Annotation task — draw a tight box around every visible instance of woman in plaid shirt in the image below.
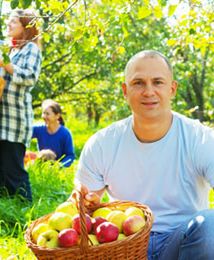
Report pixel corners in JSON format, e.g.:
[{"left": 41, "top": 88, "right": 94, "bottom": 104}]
[{"left": 0, "top": 9, "right": 42, "bottom": 201}]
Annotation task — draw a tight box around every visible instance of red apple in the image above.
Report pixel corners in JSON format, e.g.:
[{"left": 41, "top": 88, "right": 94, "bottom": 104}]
[
  {"left": 58, "top": 228, "right": 79, "bottom": 247},
  {"left": 91, "top": 217, "right": 107, "bottom": 234},
  {"left": 96, "top": 222, "right": 119, "bottom": 243},
  {"left": 72, "top": 214, "right": 92, "bottom": 234},
  {"left": 122, "top": 215, "right": 146, "bottom": 236}
]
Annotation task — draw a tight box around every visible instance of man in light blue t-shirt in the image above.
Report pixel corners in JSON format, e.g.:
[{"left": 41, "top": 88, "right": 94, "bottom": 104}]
[{"left": 72, "top": 50, "right": 214, "bottom": 259}]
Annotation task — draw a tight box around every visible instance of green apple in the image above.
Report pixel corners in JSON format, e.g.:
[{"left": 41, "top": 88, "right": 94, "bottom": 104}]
[
  {"left": 32, "top": 223, "right": 52, "bottom": 243},
  {"left": 92, "top": 207, "right": 112, "bottom": 218},
  {"left": 55, "top": 201, "right": 78, "bottom": 217},
  {"left": 125, "top": 207, "right": 145, "bottom": 219},
  {"left": 88, "top": 234, "right": 99, "bottom": 246},
  {"left": 48, "top": 212, "right": 72, "bottom": 231},
  {"left": 117, "top": 233, "right": 127, "bottom": 240},
  {"left": 106, "top": 210, "right": 127, "bottom": 232},
  {"left": 37, "top": 230, "right": 59, "bottom": 248}
]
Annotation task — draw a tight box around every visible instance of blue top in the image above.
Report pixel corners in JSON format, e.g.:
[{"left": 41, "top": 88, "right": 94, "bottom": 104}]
[{"left": 32, "top": 124, "right": 75, "bottom": 167}]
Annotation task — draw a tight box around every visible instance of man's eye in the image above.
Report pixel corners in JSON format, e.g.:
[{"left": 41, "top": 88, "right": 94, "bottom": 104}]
[
  {"left": 133, "top": 81, "right": 141, "bottom": 85},
  {"left": 155, "top": 81, "right": 163, "bottom": 85}
]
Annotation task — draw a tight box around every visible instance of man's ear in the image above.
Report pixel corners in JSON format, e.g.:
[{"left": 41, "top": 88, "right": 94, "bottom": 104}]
[
  {"left": 122, "top": 82, "right": 127, "bottom": 98},
  {"left": 170, "top": 80, "right": 178, "bottom": 97}
]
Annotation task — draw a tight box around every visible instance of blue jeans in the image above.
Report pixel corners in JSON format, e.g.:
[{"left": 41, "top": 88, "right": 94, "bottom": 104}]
[{"left": 148, "top": 209, "right": 214, "bottom": 260}]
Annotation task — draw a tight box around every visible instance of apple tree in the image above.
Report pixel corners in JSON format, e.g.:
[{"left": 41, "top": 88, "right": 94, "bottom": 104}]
[
  {"left": 1, "top": 0, "right": 213, "bottom": 124},
  {"left": 166, "top": 0, "right": 214, "bottom": 121}
]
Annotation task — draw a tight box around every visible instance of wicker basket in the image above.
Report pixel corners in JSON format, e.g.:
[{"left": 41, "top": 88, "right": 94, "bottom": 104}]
[{"left": 25, "top": 192, "right": 153, "bottom": 260}]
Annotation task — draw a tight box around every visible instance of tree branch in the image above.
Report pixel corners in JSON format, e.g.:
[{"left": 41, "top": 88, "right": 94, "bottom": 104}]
[
  {"left": 42, "top": 51, "right": 72, "bottom": 69},
  {"left": 63, "top": 71, "right": 98, "bottom": 92}
]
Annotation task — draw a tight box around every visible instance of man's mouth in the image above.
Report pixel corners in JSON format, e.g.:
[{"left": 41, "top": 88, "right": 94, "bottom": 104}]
[{"left": 141, "top": 101, "right": 158, "bottom": 105}]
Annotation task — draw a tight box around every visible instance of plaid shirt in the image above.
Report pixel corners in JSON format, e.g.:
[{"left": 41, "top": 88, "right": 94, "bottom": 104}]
[{"left": 0, "top": 42, "right": 42, "bottom": 147}]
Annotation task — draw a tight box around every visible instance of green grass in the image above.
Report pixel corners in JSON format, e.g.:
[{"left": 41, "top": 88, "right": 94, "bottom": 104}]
[{"left": 0, "top": 160, "right": 77, "bottom": 259}]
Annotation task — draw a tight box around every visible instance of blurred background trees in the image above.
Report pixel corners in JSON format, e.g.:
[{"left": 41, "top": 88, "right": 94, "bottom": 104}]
[{"left": 0, "top": 0, "right": 213, "bottom": 125}]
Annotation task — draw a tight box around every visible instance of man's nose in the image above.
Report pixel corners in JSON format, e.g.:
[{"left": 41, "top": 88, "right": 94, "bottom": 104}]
[{"left": 141, "top": 83, "right": 154, "bottom": 95}]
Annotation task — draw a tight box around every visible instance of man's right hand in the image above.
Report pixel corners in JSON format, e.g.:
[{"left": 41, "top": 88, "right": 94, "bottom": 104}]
[{"left": 68, "top": 183, "right": 105, "bottom": 209}]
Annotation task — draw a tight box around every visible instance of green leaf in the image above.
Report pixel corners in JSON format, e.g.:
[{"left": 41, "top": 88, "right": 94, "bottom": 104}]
[
  {"left": 2, "top": 53, "right": 10, "bottom": 64},
  {"left": 189, "top": 28, "right": 196, "bottom": 35},
  {"left": 35, "top": 0, "right": 41, "bottom": 9},
  {"left": 10, "top": 0, "right": 19, "bottom": 9},
  {"left": 153, "top": 5, "right": 163, "bottom": 19},
  {"left": 137, "top": 6, "right": 152, "bottom": 19},
  {"left": 143, "top": 0, "right": 150, "bottom": 5},
  {"left": 74, "top": 29, "right": 84, "bottom": 41},
  {"left": 43, "top": 33, "right": 51, "bottom": 43},
  {"left": 167, "top": 39, "right": 177, "bottom": 46},
  {"left": 117, "top": 46, "right": 125, "bottom": 55},
  {"left": 19, "top": 0, "right": 32, "bottom": 9},
  {"left": 168, "top": 4, "right": 177, "bottom": 16}
]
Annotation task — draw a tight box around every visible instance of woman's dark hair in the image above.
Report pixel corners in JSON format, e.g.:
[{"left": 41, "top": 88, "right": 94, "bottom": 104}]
[
  {"left": 42, "top": 99, "right": 65, "bottom": 125},
  {"left": 11, "top": 9, "right": 40, "bottom": 47}
]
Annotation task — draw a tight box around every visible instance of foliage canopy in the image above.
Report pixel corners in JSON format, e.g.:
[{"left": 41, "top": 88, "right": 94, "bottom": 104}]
[{"left": 0, "top": 0, "right": 213, "bottom": 124}]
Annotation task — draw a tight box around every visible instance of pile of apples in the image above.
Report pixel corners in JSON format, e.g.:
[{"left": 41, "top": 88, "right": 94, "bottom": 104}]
[{"left": 31, "top": 201, "right": 146, "bottom": 249}]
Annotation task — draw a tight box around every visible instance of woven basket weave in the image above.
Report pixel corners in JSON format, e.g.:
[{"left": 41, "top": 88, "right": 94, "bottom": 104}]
[{"left": 25, "top": 192, "right": 153, "bottom": 260}]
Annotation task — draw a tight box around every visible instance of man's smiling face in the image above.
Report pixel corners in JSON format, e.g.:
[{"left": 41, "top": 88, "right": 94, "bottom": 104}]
[{"left": 122, "top": 55, "right": 177, "bottom": 121}]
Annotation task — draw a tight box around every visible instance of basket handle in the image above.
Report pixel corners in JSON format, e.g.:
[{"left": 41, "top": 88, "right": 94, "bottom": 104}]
[{"left": 74, "top": 190, "right": 90, "bottom": 253}]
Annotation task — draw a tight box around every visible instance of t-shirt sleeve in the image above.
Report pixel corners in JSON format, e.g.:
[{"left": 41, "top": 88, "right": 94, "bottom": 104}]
[
  {"left": 194, "top": 125, "right": 214, "bottom": 187},
  {"left": 75, "top": 134, "right": 106, "bottom": 191}
]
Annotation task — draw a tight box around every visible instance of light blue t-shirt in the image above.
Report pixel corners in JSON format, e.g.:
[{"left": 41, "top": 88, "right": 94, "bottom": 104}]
[{"left": 76, "top": 112, "right": 214, "bottom": 232}]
